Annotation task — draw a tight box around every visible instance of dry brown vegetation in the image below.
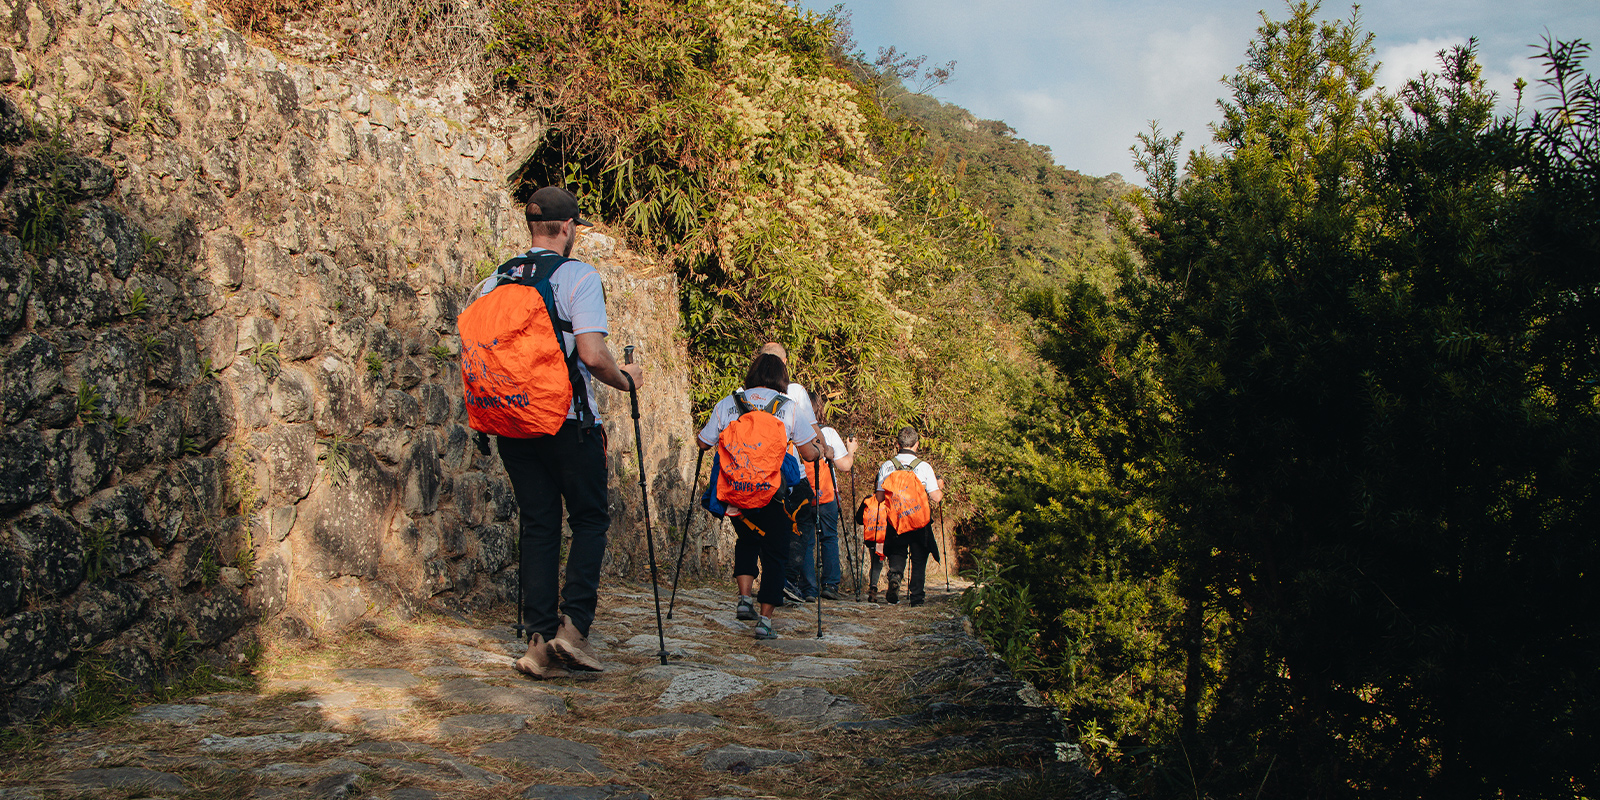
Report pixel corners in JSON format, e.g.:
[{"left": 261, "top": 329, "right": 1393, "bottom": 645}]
[{"left": 0, "top": 580, "right": 1008, "bottom": 799}]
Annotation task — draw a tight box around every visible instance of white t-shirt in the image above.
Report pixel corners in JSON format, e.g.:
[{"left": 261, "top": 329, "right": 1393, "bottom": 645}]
[
  {"left": 697, "top": 387, "right": 819, "bottom": 449},
  {"left": 877, "top": 452, "right": 939, "bottom": 494},
  {"left": 785, "top": 382, "right": 814, "bottom": 423},
  {"left": 476, "top": 248, "right": 608, "bottom": 423},
  {"left": 820, "top": 427, "right": 848, "bottom": 461}
]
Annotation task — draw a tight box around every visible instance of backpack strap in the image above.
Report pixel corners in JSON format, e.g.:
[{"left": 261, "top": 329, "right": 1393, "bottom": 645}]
[
  {"left": 492, "top": 250, "right": 597, "bottom": 429},
  {"left": 732, "top": 390, "right": 789, "bottom": 417},
  {"left": 896, "top": 457, "right": 923, "bottom": 471}
]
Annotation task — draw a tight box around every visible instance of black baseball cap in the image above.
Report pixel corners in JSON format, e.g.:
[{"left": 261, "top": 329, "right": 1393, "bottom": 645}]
[{"left": 525, "top": 186, "right": 592, "bottom": 226}]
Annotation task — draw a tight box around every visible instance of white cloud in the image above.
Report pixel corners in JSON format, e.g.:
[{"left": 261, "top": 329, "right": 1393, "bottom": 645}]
[
  {"left": 1377, "top": 37, "right": 1554, "bottom": 117},
  {"left": 1141, "top": 23, "right": 1234, "bottom": 107},
  {"left": 801, "top": 0, "right": 1599, "bottom": 179},
  {"left": 1375, "top": 37, "right": 1467, "bottom": 93}
]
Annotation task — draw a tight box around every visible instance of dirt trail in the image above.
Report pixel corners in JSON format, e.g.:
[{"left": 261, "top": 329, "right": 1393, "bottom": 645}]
[{"left": 0, "top": 581, "right": 1122, "bottom": 800}]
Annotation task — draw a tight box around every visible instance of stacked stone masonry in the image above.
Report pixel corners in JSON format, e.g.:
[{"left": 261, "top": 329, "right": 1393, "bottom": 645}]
[{"left": 0, "top": 0, "right": 712, "bottom": 721}]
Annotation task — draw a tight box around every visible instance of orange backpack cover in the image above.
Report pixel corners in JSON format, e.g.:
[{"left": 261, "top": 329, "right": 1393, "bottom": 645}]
[
  {"left": 458, "top": 254, "right": 588, "bottom": 438},
  {"left": 804, "top": 451, "right": 836, "bottom": 504},
  {"left": 881, "top": 457, "right": 932, "bottom": 530},
  {"left": 716, "top": 391, "right": 791, "bottom": 511},
  {"left": 858, "top": 495, "right": 889, "bottom": 543}
]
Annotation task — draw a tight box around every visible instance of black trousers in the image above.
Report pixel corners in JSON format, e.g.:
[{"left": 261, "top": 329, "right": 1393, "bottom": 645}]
[
  {"left": 498, "top": 421, "right": 609, "bottom": 640},
  {"left": 731, "top": 499, "right": 800, "bottom": 608},
  {"left": 885, "top": 524, "right": 934, "bottom": 603},
  {"left": 866, "top": 545, "right": 885, "bottom": 590}
]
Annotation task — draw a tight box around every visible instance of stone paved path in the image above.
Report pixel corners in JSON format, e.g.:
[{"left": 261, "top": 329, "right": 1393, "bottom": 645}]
[{"left": 0, "top": 584, "right": 1123, "bottom": 800}]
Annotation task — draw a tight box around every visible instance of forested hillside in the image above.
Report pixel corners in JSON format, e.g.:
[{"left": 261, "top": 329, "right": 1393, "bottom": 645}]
[
  {"left": 959, "top": 5, "right": 1600, "bottom": 799},
  {"left": 893, "top": 90, "right": 1129, "bottom": 289},
  {"left": 209, "top": 0, "right": 1600, "bottom": 796}
]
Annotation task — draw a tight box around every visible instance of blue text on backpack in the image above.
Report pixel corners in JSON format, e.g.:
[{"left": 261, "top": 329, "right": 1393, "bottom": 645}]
[{"left": 458, "top": 251, "right": 596, "bottom": 436}]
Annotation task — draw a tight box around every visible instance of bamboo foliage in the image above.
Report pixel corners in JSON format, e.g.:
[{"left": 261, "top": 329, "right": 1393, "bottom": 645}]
[{"left": 489, "top": 0, "right": 1013, "bottom": 446}]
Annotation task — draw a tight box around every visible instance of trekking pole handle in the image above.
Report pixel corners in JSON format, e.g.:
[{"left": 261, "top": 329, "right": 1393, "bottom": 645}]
[
  {"left": 622, "top": 346, "right": 638, "bottom": 396},
  {"left": 624, "top": 345, "right": 635, "bottom": 365}
]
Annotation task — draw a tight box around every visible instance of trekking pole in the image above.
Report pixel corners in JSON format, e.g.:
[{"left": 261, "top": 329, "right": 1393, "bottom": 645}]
[
  {"left": 666, "top": 447, "right": 706, "bottom": 620},
  {"left": 939, "top": 502, "right": 949, "bottom": 594},
  {"left": 622, "top": 346, "right": 669, "bottom": 666},
  {"left": 830, "top": 456, "right": 859, "bottom": 602},
  {"left": 515, "top": 577, "right": 526, "bottom": 642},
  {"left": 813, "top": 453, "right": 824, "bottom": 639},
  {"left": 848, "top": 451, "right": 861, "bottom": 601}
]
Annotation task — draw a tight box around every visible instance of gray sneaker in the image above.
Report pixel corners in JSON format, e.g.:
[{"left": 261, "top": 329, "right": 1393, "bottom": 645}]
[
  {"left": 736, "top": 596, "right": 757, "bottom": 621},
  {"left": 819, "top": 587, "right": 843, "bottom": 601},
  {"left": 754, "top": 616, "right": 778, "bottom": 640}
]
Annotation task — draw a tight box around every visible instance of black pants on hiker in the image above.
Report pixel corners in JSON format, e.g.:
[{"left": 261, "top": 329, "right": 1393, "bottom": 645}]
[
  {"left": 499, "top": 421, "right": 609, "bottom": 641},
  {"left": 867, "top": 545, "right": 885, "bottom": 591},
  {"left": 732, "top": 499, "right": 799, "bottom": 609},
  {"left": 886, "top": 524, "right": 934, "bottom": 604}
]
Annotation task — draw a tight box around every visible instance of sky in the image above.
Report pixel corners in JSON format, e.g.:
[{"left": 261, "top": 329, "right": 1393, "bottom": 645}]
[{"left": 795, "top": 0, "right": 1600, "bottom": 181}]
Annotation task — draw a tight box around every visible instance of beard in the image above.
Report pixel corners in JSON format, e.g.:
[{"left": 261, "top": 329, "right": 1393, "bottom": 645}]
[{"left": 561, "top": 224, "right": 577, "bottom": 257}]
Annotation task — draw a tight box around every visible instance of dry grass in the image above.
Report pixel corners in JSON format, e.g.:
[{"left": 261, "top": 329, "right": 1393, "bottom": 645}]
[
  {"left": 207, "top": 0, "right": 497, "bottom": 85},
  {"left": 0, "top": 589, "right": 1005, "bottom": 800}
]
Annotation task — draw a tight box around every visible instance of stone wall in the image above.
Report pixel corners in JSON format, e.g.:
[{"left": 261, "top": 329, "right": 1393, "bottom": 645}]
[{"left": 0, "top": 0, "right": 721, "bottom": 722}]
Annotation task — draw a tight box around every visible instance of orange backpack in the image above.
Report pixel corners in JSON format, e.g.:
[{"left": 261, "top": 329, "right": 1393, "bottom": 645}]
[
  {"left": 858, "top": 495, "right": 889, "bottom": 544},
  {"left": 881, "top": 457, "right": 932, "bottom": 530},
  {"left": 715, "top": 390, "right": 792, "bottom": 511},
  {"left": 804, "top": 448, "right": 837, "bottom": 503},
  {"left": 457, "top": 252, "right": 594, "bottom": 438}
]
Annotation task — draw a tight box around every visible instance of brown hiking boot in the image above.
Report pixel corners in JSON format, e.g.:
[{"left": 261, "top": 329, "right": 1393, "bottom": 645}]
[
  {"left": 867, "top": 588, "right": 877, "bottom": 604},
  {"left": 550, "top": 614, "right": 605, "bottom": 672},
  {"left": 513, "top": 633, "right": 569, "bottom": 680}
]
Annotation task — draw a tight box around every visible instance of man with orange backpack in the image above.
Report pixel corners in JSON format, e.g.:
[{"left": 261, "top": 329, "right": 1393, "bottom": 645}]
[
  {"left": 458, "top": 186, "right": 642, "bottom": 680},
  {"left": 698, "top": 354, "right": 823, "bottom": 640},
  {"left": 876, "top": 426, "right": 944, "bottom": 606}
]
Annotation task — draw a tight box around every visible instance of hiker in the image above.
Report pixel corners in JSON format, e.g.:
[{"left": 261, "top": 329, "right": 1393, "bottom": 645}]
[
  {"left": 876, "top": 426, "right": 944, "bottom": 606},
  {"left": 753, "top": 342, "right": 821, "bottom": 605},
  {"left": 698, "top": 353, "right": 823, "bottom": 640},
  {"left": 460, "top": 186, "right": 643, "bottom": 680},
  {"left": 745, "top": 340, "right": 812, "bottom": 601},
  {"left": 856, "top": 493, "right": 890, "bottom": 603},
  {"left": 756, "top": 342, "right": 816, "bottom": 423},
  {"left": 805, "top": 389, "right": 857, "bottom": 601}
]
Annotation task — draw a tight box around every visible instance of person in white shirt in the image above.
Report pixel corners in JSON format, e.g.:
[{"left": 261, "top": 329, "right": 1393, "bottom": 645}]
[
  {"left": 875, "top": 426, "right": 944, "bottom": 606},
  {"left": 754, "top": 342, "right": 823, "bottom": 603},
  {"left": 697, "top": 354, "right": 822, "bottom": 640},
  {"left": 805, "top": 390, "right": 857, "bottom": 600}
]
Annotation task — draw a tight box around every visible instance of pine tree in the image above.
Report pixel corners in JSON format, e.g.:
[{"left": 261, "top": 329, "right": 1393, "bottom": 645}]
[{"left": 1124, "top": 3, "right": 1600, "bottom": 796}]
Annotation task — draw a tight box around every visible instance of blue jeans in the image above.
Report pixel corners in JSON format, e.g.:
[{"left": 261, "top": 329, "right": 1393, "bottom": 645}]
[
  {"left": 787, "top": 500, "right": 841, "bottom": 597},
  {"left": 817, "top": 500, "right": 840, "bottom": 590}
]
